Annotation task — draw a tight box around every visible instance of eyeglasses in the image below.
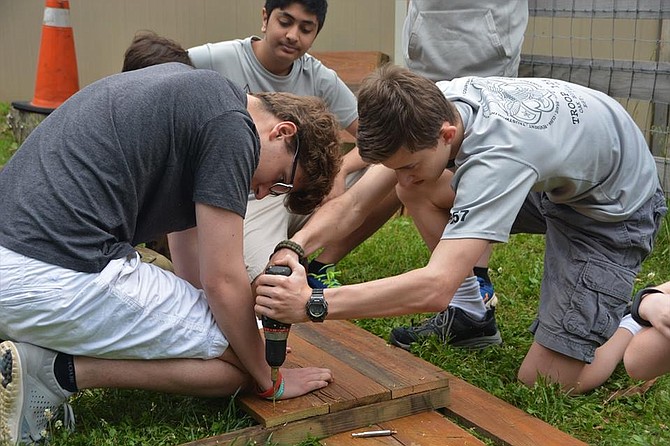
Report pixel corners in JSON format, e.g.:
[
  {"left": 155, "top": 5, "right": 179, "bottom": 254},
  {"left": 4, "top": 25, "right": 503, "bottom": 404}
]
[{"left": 269, "top": 134, "right": 300, "bottom": 196}]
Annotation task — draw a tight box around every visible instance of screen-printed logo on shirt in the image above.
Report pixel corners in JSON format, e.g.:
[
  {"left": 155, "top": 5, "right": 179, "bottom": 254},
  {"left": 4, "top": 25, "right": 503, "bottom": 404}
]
[{"left": 469, "top": 78, "right": 561, "bottom": 130}]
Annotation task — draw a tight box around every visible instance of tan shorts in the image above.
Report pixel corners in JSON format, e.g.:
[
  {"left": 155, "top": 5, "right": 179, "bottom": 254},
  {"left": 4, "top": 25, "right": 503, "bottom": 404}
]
[{"left": 243, "top": 168, "right": 367, "bottom": 281}]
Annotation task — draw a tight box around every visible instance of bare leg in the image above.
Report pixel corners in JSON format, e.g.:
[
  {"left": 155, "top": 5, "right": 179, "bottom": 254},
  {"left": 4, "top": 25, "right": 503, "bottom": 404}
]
[
  {"left": 624, "top": 328, "right": 670, "bottom": 380},
  {"left": 518, "top": 342, "right": 591, "bottom": 393},
  {"left": 313, "top": 189, "right": 401, "bottom": 264},
  {"left": 74, "top": 349, "right": 249, "bottom": 397},
  {"left": 73, "top": 348, "right": 333, "bottom": 399},
  {"left": 475, "top": 245, "right": 493, "bottom": 269},
  {"left": 396, "top": 170, "right": 455, "bottom": 252},
  {"left": 573, "top": 328, "right": 633, "bottom": 393}
]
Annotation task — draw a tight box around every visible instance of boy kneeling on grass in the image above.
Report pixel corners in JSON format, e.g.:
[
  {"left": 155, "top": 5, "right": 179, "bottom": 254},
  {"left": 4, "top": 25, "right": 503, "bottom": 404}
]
[
  {"left": 256, "top": 64, "right": 667, "bottom": 394},
  {"left": 0, "top": 62, "right": 340, "bottom": 445}
]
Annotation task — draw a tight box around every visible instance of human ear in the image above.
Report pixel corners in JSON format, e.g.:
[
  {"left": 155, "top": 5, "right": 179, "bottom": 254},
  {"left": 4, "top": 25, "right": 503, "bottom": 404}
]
[
  {"left": 261, "top": 8, "right": 269, "bottom": 33},
  {"left": 272, "top": 121, "right": 297, "bottom": 140},
  {"left": 439, "top": 122, "right": 457, "bottom": 145}
]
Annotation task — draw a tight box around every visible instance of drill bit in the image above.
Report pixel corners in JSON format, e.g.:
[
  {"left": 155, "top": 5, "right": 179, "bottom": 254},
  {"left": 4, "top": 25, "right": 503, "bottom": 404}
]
[{"left": 270, "top": 367, "right": 279, "bottom": 408}]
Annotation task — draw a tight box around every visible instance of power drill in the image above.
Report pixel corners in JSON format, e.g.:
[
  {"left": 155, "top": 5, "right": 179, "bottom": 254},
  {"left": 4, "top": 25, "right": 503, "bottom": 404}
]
[{"left": 261, "top": 265, "right": 292, "bottom": 401}]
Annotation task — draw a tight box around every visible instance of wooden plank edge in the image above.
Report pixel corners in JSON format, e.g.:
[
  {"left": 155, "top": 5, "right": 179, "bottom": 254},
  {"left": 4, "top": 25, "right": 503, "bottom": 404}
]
[
  {"left": 442, "top": 373, "right": 589, "bottom": 446},
  {"left": 178, "top": 386, "right": 449, "bottom": 446},
  {"left": 321, "top": 411, "right": 487, "bottom": 446}
]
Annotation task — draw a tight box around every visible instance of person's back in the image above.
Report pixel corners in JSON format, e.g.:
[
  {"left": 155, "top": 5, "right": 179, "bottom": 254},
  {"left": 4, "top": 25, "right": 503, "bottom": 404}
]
[
  {"left": 402, "top": 0, "right": 529, "bottom": 81},
  {"left": 0, "top": 63, "right": 255, "bottom": 273}
]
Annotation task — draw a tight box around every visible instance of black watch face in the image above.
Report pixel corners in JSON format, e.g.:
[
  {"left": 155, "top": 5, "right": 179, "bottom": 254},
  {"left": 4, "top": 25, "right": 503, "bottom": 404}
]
[{"left": 309, "top": 301, "right": 326, "bottom": 317}]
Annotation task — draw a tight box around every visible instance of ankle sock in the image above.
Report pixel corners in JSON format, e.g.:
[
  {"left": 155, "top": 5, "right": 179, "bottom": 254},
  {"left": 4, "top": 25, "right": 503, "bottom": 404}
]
[
  {"left": 308, "top": 259, "right": 328, "bottom": 275},
  {"left": 618, "top": 314, "right": 643, "bottom": 335},
  {"left": 450, "top": 276, "right": 487, "bottom": 320},
  {"left": 54, "top": 353, "right": 78, "bottom": 392},
  {"left": 473, "top": 267, "right": 491, "bottom": 283}
]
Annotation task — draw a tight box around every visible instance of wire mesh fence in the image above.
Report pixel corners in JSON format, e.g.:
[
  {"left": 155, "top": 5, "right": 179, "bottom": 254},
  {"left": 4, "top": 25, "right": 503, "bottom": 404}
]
[{"left": 521, "top": 0, "right": 670, "bottom": 192}]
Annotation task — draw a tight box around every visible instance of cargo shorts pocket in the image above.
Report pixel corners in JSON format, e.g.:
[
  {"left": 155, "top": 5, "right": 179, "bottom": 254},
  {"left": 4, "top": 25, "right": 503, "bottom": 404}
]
[{"left": 563, "top": 258, "right": 634, "bottom": 344}]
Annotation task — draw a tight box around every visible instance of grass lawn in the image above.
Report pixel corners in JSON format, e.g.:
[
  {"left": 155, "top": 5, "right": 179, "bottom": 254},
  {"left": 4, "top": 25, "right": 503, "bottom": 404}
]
[{"left": 1, "top": 104, "right": 669, "bottom": 445}]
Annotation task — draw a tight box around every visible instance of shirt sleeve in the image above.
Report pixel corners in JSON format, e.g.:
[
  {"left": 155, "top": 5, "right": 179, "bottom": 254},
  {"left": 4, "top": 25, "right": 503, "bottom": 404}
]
[{"left": 443, "top": 156, "right": 538, "bottom": 242}]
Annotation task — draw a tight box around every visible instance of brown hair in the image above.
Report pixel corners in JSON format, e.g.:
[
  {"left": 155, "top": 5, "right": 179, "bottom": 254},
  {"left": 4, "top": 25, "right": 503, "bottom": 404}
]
[
  {"left": 356, "top": 64, "right": 459, "bottom": 163},
  {"left": 122, "top": 31, "right": 193, "bottom": 72},
  {"left": 254, "top": 92, "right": 342, "bottom": 214}
]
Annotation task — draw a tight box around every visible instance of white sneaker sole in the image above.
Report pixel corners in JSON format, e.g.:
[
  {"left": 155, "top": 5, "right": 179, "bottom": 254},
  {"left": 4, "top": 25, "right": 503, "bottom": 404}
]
[
  {"left": 484, "top": 293, "right": 499, "bottom": 309},
  {"left": 0, "top": 341, "right": 23, "bottom": 446}
]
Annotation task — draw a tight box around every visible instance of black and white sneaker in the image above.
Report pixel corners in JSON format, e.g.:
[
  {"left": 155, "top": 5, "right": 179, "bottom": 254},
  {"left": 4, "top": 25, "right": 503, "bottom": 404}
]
[{"left": 389, "top": 306, "right": 502, "bottom": 351}]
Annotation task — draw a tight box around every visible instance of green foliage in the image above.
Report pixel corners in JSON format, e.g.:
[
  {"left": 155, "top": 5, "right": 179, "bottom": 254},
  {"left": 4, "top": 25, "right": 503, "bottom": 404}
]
[{"left": 0, "top": 103, "right": 19, "bottom": 166}]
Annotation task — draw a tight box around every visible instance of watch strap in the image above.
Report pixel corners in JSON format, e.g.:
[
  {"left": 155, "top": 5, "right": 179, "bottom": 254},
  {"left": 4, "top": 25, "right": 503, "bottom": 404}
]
[{"left": 630, "top": 287, "right": 663, "bottom": 327}]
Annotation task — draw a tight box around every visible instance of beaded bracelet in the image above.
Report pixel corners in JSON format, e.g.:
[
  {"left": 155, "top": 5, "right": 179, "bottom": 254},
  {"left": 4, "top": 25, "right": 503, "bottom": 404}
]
[
  {"left": 257, "top": 371, "right": 285, "bottom": 400},
  {"left": 630, "top": 287, "right": 663, "bottom": 327}
]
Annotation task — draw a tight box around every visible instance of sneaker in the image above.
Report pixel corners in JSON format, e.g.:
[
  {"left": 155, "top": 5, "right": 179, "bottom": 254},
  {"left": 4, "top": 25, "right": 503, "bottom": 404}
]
[
  {"left": 0, "top": 341, "right": 75, "bottom": 445},
  {"left": 307, "top": 263, "right": 342, "bottom": 288},
  {"left": 389, "top": 307, "right": 502, "bottom": 351},
  {"left": 477, "top": 276, "right": 498, "bottom": 309}
]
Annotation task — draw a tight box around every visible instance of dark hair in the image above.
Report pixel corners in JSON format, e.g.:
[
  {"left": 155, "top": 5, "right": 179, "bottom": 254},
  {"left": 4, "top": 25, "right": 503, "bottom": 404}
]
[
  {"left": 254, "top": 92, "right": 341, "bottom": 214},
  {"left": 357, "top": 64, "right": 460, "bottom": 163},
  {"left": 122, "top": 31, "right": 193, "bottom": 72},
  {"left": 264, "top": 0, "right": 328, "bottom": 33}
]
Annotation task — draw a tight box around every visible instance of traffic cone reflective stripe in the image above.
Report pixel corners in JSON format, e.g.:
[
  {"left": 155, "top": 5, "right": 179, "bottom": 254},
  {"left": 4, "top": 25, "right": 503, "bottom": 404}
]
[{"left": 13, "top": 0, "right": 79, "bottom": 114}]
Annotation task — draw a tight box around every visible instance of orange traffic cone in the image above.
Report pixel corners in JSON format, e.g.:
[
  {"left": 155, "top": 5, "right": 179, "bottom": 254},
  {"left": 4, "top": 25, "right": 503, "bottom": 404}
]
[{"left": 13, "top": 0, "right": 79, "bottom": 114}]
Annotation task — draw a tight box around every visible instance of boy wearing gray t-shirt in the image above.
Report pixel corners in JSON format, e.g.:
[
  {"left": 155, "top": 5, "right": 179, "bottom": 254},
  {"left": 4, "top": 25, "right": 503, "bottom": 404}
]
[{"left": 255, "top": 65, "right": 667, "bottom": 394}]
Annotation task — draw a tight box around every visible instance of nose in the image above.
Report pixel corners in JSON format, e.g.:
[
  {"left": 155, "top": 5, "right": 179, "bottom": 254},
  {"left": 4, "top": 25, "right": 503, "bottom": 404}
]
[
  {"left": 254, "top": 185, "right": 270, "bottom": 200},
  {"left": 285, "top": 25, "right": 299, "bottom": 42},
  {"left": 396, "top": 171, "right": 416, "bottom": 188}
]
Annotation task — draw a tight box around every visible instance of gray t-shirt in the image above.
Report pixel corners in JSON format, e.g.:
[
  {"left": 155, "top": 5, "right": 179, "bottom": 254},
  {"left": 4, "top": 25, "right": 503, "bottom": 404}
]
[
  {"left": 441, "top": 76, "right": 660, "bottom": 242},
  {"left": 0, "top": 63, "right": 259, "bottom": 273},
  {"left": 188, "top": 36, "right": 358, "bottom": 128}
]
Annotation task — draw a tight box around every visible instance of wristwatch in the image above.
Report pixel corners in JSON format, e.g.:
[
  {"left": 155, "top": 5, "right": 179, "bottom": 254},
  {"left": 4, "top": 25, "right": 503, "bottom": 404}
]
[{"left": 306, "top": 289, "right": 328, "bottom": 322}]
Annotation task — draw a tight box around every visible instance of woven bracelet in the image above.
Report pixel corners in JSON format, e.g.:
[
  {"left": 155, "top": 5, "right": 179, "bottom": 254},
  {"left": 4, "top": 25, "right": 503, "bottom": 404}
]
[
  {"left": 273, "top": 240, "right": 305, "bottom": 260},
  {"left": 257, "top": 371, "right": 285, "bottom": 400},
  {"left": 630, "top": 287, "right": 663, "bottom": 327}
]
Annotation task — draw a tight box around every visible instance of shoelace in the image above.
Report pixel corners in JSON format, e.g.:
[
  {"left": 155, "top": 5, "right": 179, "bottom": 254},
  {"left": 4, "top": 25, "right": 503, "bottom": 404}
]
[{"left": 410, "top": 309, "right": 455, "bottom": 342}]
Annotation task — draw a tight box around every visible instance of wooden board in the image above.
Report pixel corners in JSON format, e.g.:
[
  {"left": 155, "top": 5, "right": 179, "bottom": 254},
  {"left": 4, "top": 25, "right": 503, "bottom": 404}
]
[
  {"left": 321, "top": 411, "right": 486, "bottom": 446},
  {"left": 181, "top": 321, "right": 588, "bottom": 446},
  {"left": 309, "top": 51, "right": 390, "bottom": 94},
  {"left": 443, "top": 372, "right": 589, "bottom": 446},
  {"left": 239, "top": 320, "right": 449, "bottom": 428}
]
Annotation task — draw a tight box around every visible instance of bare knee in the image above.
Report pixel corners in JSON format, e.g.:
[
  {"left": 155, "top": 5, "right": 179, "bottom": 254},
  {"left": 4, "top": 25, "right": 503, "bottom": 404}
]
[{"left": 518, "top": 342, "right": 588, "bottom": 393}]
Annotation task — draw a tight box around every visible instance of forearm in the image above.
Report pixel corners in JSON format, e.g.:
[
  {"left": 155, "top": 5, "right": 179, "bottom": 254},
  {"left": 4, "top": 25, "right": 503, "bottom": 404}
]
[
  {"left": 291, "top": 194, "right": 364, "bottom": 256},
  {"left": 292, "top": 164, "right": 397, "bottom": 257},
  {"left": 638, "top": 291, "right": 670, "bottom": 341},
  {"left": 340, "top": 147, "right": 368, "bottom": 175},
  {"left": 325, "top": 267, "right": 456, "bottom": 319},
  {"left": 206, "top": 282, "right": 273, "bottom": 391}
]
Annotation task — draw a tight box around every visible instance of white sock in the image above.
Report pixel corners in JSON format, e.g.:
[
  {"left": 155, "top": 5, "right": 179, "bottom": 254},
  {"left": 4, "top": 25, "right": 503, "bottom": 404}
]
[
  {"left": 449, "top": 275, "right": 487, "bottom": 320},
  {"left": 619, "top": 313, "right": 643, "bottom": 335}
]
